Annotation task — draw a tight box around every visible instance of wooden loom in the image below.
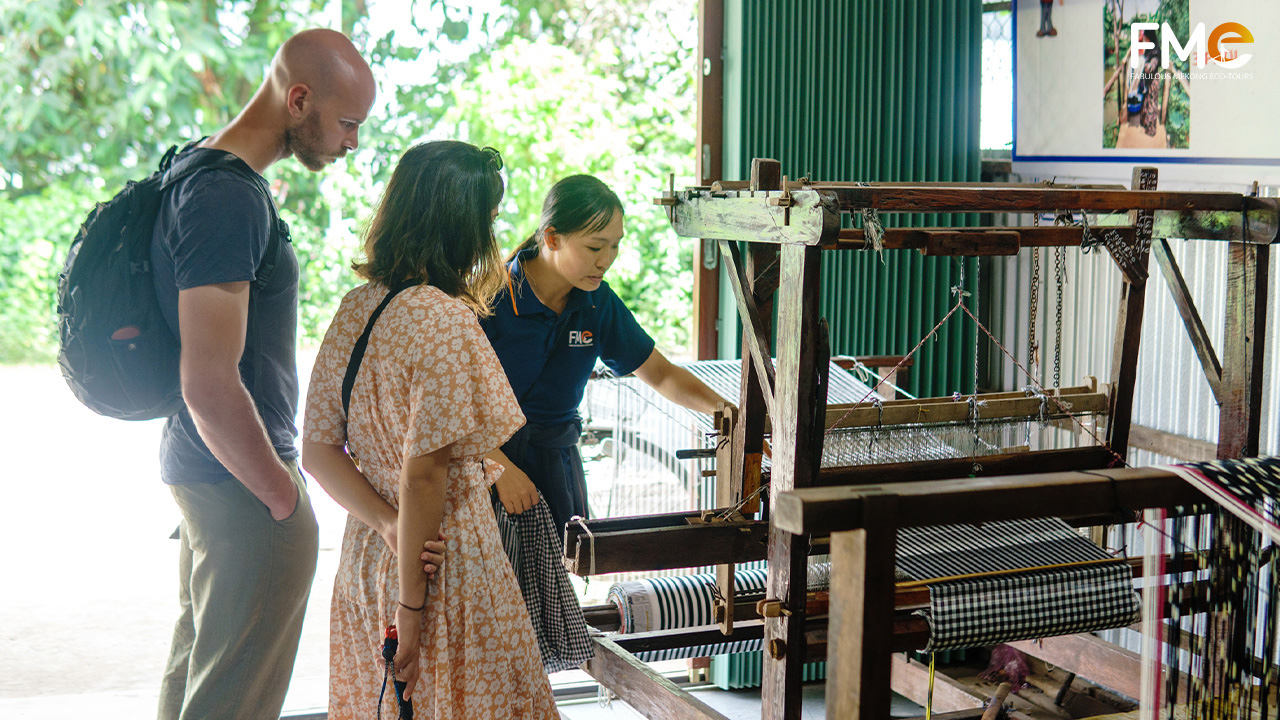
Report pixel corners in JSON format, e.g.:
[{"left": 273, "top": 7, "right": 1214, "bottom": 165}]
[{"left": 562, "top": 159, "right": 1277, "bottom": 720}]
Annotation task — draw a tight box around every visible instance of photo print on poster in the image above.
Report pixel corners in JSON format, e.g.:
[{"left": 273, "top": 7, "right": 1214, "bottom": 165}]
[{"left": 1103, "top": 0, "right": 1191, "bottom": 150}]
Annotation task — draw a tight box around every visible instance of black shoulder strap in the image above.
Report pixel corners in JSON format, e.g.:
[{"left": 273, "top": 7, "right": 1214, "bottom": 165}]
[
  {"left": 342, "top": 281, "right": 422, "bottom": 418},
  {"left": 159, "top": 145, "right": 287, "bottom": 290}
]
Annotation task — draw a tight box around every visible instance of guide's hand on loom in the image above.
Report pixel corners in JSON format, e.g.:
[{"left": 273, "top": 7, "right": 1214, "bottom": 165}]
[
  {"left": 392, "top": 605, "right": 423, "bottom": 698},
  {"left": 494, "top": 464, "right": 541, "bottom": 515},
  {"left": 420, "top": 532, "right": 447, "bottom": 576}
]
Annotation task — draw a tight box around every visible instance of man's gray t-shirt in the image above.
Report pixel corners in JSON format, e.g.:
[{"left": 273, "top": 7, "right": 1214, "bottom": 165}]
[{"left": 150, "top": 148, "right": 299, "bottom": 485}]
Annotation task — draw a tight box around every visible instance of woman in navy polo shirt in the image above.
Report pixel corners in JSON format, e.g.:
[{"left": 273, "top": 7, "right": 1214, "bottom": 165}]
[{"left": 481, "top": 175, "right": 727, "bottom": 530}]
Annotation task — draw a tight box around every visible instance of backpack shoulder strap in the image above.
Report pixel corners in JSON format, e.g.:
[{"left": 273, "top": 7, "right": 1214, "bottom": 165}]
[
  {"left": 159, "top": 146, "right": 287, "bottom": 290},
  {"left": 342, "top": 281, "right": 421, "bottom": 418}
]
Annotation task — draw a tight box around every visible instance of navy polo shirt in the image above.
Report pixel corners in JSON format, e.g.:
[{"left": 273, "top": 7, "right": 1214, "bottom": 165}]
[{"left": 481, "top": 250, "right": 656, "bottom": 426}]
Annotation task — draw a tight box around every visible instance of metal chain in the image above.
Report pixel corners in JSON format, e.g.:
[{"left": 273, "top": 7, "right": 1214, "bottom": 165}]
[
  {"left": 1044, "top": 210, "right": 1069, "bottom": 392},
  {"left": 1028, "top": 245, "right": 1040, "bottom": 386},
  {"left": 1053, "top": 245, "right": 1065, "bottom": 389}
]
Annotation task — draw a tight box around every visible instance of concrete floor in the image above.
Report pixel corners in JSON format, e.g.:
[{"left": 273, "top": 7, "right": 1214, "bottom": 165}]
[{"left": 0, "top": 363, "right": 342, "bottom": 718}]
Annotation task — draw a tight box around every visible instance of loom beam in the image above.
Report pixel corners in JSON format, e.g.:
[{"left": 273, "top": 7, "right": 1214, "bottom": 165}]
[
  {"left": 660, "top": 185, "right": 1280, "bottom": 247},
  {"left": 584, "top": 636, "right": 732, "bottom": 720},
  {"left": 1152, "top": 239, "right": 1223, "bottom": 403},
  {"left": 720, "top": 239, "right": 778, "bottom": 420},
  {"left": 563, "top": 509, "right": 772, "bottom": 575},
  {"left": 773, "top": 467, "right": 1206, "bottom": 536},
  {"left": 818, "top": 385, "right": 1109, "bottom": 431}
]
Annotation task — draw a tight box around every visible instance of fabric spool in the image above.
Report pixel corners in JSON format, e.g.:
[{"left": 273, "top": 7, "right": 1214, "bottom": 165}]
[
  {"left": 899, "top": 517, "right": 1140, "bottom": 652},
  {"left": 607, "top": 565, "right": 831, "bottom": 661}
]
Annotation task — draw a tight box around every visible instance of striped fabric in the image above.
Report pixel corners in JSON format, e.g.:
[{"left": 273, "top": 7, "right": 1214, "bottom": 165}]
[
  {"left": 608, "top": 565, "right": 831, "bottom": 661},
  {"left": 896, "top": 517, "right": 1114, "bottom": 581}
]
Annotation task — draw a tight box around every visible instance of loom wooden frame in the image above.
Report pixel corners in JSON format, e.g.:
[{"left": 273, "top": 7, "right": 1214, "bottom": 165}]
[{"left": 566, "top": 159, "right": 1272, "bottom": 720}]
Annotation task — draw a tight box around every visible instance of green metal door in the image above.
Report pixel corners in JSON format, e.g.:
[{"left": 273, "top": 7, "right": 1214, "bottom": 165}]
[{"left": 722, "top": 0, "right": 984, "bottom": 398}]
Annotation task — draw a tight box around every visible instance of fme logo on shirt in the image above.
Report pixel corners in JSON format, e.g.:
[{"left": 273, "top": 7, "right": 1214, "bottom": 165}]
[{"left": 568, "top": 330, "right": 594, "bottom": 347}]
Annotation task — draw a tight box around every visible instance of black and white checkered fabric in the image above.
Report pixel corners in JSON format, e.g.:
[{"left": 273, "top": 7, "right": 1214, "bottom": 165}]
[
  {"left": 919, "top": 562, "right": 1140, "bottom": 651},
  {"left": 608, "top": 564, "right": 831, "bottom": 661},
  {"left": 1164, "top": 456, "right": 1280, "bottom": 544},
  {"left": 898, "top": 518, "right": 1139, "bottom": 652},
  {"left": 494, "top": 495, "right": 595, "bottom": 673}
]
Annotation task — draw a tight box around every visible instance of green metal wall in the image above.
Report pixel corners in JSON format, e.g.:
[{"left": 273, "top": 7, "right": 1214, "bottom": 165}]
[{"left": 722, "top": 0, "right": 984, "bottom": 398}]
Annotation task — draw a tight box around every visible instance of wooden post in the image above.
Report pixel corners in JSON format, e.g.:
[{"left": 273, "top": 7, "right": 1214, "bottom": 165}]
[
  {"left": 1106, "top": 167, "right": 1155, "bottom": 459},
  {"left": 693, "top": 0, "right": 724, "bottom": 359},
  {"left": 762, "top": 242, "right": 825, "bottom": 720},
  {"left": 829, "top": 494, "right": 899, "bottom": 719},
  {"left": 714, "top": 403, "right": 737, "bottom": 634},
  {"left": 1218, "top": 241, "right": 1269, "bottom": 460},
  {"left": 729, "top": 159, "right": 782, "bottom": 516}
]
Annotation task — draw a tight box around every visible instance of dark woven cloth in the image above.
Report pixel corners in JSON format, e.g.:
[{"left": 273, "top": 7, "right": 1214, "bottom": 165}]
[
  {"left": 1166, "top": 456, "right": 1280, "bottom": 544},
  {"left": 494, "top": 492, "right": 594, "bottom": 673}
]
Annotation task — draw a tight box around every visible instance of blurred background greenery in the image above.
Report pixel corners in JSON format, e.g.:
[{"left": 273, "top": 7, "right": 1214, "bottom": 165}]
[{"left": 0, "top": 0, "right": 697, "bottom": 363}]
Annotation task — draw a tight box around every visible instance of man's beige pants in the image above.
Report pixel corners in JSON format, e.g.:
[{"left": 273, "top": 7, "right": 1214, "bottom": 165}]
[{"left": 158, "top": 463, "right": 318, "bottom": 720}]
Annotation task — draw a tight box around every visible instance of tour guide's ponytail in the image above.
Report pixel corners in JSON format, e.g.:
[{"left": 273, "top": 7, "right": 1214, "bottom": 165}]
[
  {"left": 506, "top": 175, "right": 623, "bottom": 263},
  {"left": 505, "top": 234, "right": 539, "bottom": 263}
]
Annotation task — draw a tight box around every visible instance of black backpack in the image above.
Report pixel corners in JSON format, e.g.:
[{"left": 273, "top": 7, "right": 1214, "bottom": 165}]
[{"left": 57, "top": 145, "right": 283, "bottom": 421}]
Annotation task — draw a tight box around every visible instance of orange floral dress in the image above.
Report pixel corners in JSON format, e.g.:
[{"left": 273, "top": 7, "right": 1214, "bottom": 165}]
[{"left": 304, "top": 283, "right": 558, "bottom": 720}]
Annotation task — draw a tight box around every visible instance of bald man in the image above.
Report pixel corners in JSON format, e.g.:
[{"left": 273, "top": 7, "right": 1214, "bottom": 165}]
[{"left": 149, "top": 29, "right": 370, "bottom": 720}]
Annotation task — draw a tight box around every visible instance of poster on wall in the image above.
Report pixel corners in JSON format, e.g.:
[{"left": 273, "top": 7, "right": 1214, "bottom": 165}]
[{"left": 1014, "top": 0, "right": 1280, "bottom": 184}]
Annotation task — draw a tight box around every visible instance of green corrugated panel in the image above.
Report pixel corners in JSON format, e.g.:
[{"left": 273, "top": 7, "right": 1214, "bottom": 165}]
[
  {"left": 726, "top": 0, "right": 983, "bottom": 397},
  {"left": 710, "top": 653, "right": 827, "bottom": 690}
]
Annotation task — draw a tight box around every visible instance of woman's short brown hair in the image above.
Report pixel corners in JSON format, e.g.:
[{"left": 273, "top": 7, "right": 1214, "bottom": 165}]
[{"left": 354, "top": 141, "right": 506, "bottom": 316}]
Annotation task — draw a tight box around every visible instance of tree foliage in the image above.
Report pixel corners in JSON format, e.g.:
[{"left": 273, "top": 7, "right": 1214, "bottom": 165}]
[{"left": 0, "top": 0, "right": 698, "bottom": 363}]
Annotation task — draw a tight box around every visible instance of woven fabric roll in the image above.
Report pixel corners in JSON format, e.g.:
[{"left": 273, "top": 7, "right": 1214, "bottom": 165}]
[
  {"left": 607, "top": 565, "right": 831, "bottom": 661},
  {"left": 899, "top": 518, "right": 1140, "bottom": 652}
]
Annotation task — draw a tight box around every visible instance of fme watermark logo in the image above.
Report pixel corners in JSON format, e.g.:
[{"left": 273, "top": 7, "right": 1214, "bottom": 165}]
[{"left": 1131, "top": 21, "right": 1254, "bottom": 70}]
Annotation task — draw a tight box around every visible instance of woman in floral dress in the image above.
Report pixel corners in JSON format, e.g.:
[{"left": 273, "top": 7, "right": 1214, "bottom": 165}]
[{"left": 301, "top": 141, "right": 557, "bottom": 719}]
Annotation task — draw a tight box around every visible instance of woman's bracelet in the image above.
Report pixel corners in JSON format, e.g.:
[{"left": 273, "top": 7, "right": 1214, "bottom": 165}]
[{"left": 398, "top": 600, "right": 426, "bottom": 612}]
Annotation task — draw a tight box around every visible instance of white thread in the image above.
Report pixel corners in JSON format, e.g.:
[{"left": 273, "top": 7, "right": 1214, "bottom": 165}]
[{"left": 571, "top": 514, "right": 596, "bottom": 577}]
